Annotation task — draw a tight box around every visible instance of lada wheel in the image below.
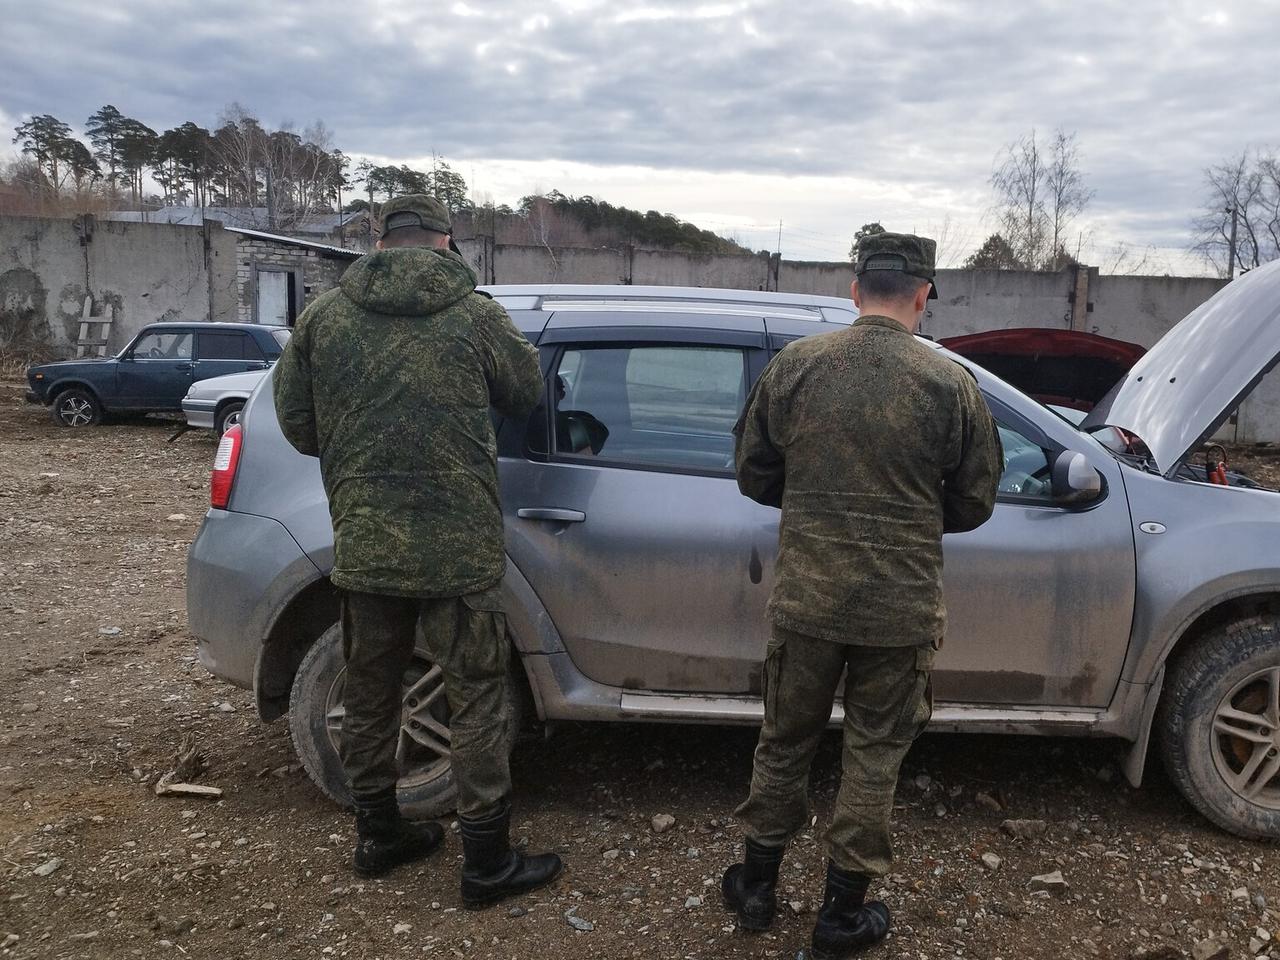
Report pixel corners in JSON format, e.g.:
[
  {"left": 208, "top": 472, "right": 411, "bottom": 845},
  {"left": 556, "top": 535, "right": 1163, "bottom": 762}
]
[
  {"left": 52, "top": 388, "right": 101, "bottom": 427},
  {"left": 1159, "top": 615, "right": 1280, "bottom": 838},
  {"left": 288, "top": 623, "right": 523, "bottom": 818}
]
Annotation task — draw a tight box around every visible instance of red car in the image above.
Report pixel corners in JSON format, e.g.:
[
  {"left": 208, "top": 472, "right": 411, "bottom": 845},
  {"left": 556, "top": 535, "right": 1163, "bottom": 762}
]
[{"left": 939, "top": 328, "right": 1146, "bottom": 413}]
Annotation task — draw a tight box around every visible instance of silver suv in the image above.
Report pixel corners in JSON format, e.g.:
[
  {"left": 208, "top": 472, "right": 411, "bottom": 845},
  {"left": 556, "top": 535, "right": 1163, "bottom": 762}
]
[{"left": 187, "top": 273, "right": 1280, "bottom": 838}]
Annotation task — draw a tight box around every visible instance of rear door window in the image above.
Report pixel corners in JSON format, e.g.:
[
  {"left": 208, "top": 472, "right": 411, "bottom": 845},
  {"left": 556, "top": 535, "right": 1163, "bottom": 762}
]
[
  {"left": 199, "top": 332, "right": 264, "bottom": 361},
  {"left": 530, "top": 344, "right": 747, "bottom": 473}
]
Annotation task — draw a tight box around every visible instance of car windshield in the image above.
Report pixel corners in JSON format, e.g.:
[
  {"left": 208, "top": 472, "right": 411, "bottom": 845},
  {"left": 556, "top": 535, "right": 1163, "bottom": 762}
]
[{"left": 271, "top": 329, "right": 292, "bottom": 349}]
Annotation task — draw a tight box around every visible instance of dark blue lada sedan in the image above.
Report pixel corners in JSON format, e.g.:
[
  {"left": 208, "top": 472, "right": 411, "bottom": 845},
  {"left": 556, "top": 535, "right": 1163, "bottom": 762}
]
[{"left": 26, "top": 322, "right": 289, "bottom": 427}]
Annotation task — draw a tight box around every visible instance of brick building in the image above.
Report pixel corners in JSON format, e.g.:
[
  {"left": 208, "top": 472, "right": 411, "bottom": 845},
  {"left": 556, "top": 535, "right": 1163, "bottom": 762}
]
[{"left": 226, "top": 228, "right": 360, "bottom": 325}]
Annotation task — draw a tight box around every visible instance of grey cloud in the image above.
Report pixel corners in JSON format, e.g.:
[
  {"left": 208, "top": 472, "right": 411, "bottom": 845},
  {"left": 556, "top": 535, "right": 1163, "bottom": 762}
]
[{"left": 2, "top": 0, "right": 1277, "bottom": 254}]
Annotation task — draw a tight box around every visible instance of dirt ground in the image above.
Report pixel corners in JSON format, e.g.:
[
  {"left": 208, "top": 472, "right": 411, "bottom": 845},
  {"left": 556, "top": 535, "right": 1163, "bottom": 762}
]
[{"left": 2, "top": 384, "right": 1279, "bottom": 960}]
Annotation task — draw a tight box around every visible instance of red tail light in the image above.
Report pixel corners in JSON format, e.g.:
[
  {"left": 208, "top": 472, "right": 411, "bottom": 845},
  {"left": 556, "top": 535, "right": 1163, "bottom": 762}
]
[{"left": 211, "top": 423, "right": 243, "bottom": 509}]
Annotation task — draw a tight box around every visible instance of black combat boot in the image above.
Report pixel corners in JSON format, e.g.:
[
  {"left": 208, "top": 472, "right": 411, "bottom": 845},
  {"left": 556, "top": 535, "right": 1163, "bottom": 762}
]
[
  {"left": 351, "top": 790, "right": 446, "bottom": 878},
  {"left": 459, "top": 803, "right": 563, "bottom": 909},
  {"left": 810, "top": 861, "right": 891, "bottom": 959},
  {"left": 720, "top": 838, "right": 784, "bottom": 931}
]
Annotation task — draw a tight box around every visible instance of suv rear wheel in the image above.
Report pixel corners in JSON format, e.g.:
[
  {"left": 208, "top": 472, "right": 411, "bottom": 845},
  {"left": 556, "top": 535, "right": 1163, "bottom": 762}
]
[
  {"left": 1159, "top": 615, "right": 1280, "bottom": 838},
  {"left": 288, "top": 623, "right": 524, "bottom": 818}
]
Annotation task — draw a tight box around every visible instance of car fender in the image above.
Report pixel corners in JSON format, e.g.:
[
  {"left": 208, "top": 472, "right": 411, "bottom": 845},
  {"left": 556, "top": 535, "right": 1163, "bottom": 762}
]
[
  {"left": 1115, "top": 475, "right": 1280, "bottom": 785},
  {"left": 1124, "top": 561, "right": 1280, "bottom": 689},
  {"left": 214, "top": 392, "right": 253, "bottom": 412},
  {"left": 249, "top": 552, "right": 565, "bottom": 724},
  {"left": 1117, "top": 470, "right": 1280, "bottom": 686},
  {"left": 501, "top": 556, "right": 571, "bottom": 722},
  {"left": 45, "top": 378, "right": 105, "bottom": 407},
  {"left": 1118, "top": 569, "right": 1280, "bottom": 783}
]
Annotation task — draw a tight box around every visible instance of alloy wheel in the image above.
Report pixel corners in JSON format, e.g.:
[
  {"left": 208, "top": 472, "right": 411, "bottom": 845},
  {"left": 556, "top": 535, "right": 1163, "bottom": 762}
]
[
  {"left": 322, "top": 651, "right": 454, "bottom": 791},
  {"left": 58, "top": 396, "right": 95, "bottom": 426},
  {"left": 1211, "top": 666, "right": 1280, "bottom": 809}
]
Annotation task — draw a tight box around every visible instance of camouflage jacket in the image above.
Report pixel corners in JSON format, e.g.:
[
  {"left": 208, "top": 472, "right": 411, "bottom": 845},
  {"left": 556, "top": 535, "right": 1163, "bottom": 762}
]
[
  {"left": 273, "top": 247, "right": 542, "bottom": 598},
  {"left": 734, "top": 315, "right": 1002, "bottom": 646}
]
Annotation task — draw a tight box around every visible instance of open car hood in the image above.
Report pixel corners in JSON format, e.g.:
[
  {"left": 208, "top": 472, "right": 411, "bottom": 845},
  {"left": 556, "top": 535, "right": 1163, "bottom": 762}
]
[
  {"left": 1082, "top": 259, "right": 1280, "bottom": 476},
  {"left": 939, "top": 328, "right": 1145, "bottom": 411}
]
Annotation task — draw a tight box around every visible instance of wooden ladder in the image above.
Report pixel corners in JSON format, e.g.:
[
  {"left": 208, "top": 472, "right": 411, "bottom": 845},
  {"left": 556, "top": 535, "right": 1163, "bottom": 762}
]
[{"left": 74, "top": 297, "right": 113, "bottom": 358}]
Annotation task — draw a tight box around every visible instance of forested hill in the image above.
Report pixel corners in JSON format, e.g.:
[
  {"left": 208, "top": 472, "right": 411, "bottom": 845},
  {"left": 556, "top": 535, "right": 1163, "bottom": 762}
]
[{"left": 450, "top": 191, "right": 757, "bottom": 255}]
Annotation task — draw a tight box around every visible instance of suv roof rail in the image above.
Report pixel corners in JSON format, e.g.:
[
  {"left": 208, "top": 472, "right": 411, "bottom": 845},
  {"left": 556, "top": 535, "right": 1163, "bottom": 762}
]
[
  {"left": 539, "top": 300, "right": 825, "bottom": 320},
  {"left": 481, "top": 283, "right": 858, "bottom": 316}
]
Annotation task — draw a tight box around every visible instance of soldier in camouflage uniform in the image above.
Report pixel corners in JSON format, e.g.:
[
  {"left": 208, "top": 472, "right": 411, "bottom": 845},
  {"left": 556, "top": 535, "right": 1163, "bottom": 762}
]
[
  {"left": 721, "top": 232, "right": 1002, "bottom": 958},
  {"left": 273, "top": 195, "right": 562, "bottom": 906}
]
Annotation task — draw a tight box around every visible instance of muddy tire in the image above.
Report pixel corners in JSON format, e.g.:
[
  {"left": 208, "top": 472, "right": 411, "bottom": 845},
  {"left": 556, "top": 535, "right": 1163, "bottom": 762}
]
[
  {"left": 1158, "top": 615, "right": 1280, "bottom": 839},
  {"left": 51, "top": 388, "right": 102, "bottom": 427},
  {"left": 287, "top": 623, "right": 524, "bottom": 819}
]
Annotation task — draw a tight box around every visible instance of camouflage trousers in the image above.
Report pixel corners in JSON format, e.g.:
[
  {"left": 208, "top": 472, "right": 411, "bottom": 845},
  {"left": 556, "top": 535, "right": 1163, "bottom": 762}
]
[
  {"left": 340, "top": 587, "right": 512, "bottom": 818},
  {"left": 735, "top": 628, "right": 936, "bottom": 877}
]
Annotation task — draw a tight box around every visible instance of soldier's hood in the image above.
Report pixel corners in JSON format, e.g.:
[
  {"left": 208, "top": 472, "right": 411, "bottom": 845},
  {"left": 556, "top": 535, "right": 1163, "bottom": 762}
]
[{"left": 340, "top": 247, "right": 477, "bottom": 316}]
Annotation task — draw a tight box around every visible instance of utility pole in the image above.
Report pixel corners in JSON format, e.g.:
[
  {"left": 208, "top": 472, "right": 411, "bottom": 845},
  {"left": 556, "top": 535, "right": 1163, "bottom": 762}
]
[
  {"left": 1226, "top": 205, "right": 1239, "bottom": 279},
  {"left": 776, "top": 219, "right": 783, "bottom": 258}
]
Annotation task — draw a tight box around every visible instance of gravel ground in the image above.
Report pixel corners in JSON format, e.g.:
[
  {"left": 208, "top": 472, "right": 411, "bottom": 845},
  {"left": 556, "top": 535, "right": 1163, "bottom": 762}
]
[{"left": 1, "top": 384, "right": 1279, "bottom": 960}]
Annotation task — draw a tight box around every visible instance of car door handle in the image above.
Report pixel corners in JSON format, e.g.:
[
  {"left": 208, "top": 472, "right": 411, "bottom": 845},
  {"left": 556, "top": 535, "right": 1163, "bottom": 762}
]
[
  {"left": 517, "top": 507, "right": 586, "bottom": 523},
  {"left": 176, "top": 363, "right": 193, "bottom": 371},
  {"left": 246, "top": 361, "right": 269, "bottom": 370}
]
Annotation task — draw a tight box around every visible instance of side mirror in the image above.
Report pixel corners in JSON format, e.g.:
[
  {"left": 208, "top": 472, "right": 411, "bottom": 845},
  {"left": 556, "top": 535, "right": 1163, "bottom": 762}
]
[{"left": 1052, "top": 451, "right": 1102, "bottom": 505}]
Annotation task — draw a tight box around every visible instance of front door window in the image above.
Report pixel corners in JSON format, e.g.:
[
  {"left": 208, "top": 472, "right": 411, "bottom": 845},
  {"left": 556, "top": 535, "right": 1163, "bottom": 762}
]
[{"left": 130, "top": 331, "right": 192, "bottom": 360}]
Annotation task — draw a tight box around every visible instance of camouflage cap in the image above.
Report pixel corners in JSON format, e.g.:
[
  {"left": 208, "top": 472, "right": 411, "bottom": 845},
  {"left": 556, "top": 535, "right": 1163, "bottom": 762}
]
[
  {"left": 379, "top": 194, "right": 451, "bottom": 237},
  {"left": 854, "top": 231, "right": 939, "bottom": 300}
]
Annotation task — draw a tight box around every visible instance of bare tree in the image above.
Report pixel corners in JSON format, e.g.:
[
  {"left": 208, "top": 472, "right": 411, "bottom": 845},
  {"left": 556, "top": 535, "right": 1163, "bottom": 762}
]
[
  {"left": 1101, "top": 241, "right": 1170, "bottom": 276},
  {"left": 1044, "top": 129, "right": 1094, "bottom": 267},
  {"left": 209, "top": 105, "right": 342, "bottom": 230},
  {"left": 1193, "top": 148, "right": 1280, "bottom": 276},
  {"left": 990, "top": 128, "right": 1092, "bottom": 270},
  {"left": 991, "top": 131, "right": 1044, "bottom": 268},
  {"left": 926, "top": 213, "right": 975, "bottom": 268},
  {"left": 211, "top": 103, "right": 266, "bottom": 211}
]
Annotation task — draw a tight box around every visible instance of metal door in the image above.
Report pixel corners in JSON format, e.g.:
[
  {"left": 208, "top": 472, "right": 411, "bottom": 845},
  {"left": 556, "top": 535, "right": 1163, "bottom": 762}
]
[
  {"left": 501, "top": 325, "right": 776, "bottom": 694},
  {"left": 116, "top": 329, "right": 195, "bottom": 408},
  {"left": 257, "top": 271, "right": 291, "bottom": 326},
  {"left": 935, "top": 412, "right": 1137, "bottom": 707},
  {"left": 503, "top": 460, "right": 778, "bottom": 693}
]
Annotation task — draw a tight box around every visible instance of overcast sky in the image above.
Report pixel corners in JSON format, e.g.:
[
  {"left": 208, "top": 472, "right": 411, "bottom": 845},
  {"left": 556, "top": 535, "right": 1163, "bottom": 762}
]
[{"left": 2, "top": 0, "right": 1275, "bottom": 273}]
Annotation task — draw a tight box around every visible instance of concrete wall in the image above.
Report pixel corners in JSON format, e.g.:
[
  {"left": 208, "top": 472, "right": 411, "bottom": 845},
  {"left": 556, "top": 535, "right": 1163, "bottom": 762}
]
[
  {"left": 1089, "top": 273, "right": 1227, "bottom": 342},
  {"left": 0, "top": 214, "right": 236, "bottom": 356},
  {"left": 462, "top": 241, "right": 780, "bottom": 289}
]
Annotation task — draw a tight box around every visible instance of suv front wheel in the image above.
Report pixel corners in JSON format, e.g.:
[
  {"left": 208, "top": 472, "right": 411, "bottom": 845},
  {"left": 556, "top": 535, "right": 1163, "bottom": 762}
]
[
  {"left": 1159, "top": 615, "right": 1280, "bottom": 839},
  {"left": 288, "top": 623, "right": 524, "bottom": 818}
]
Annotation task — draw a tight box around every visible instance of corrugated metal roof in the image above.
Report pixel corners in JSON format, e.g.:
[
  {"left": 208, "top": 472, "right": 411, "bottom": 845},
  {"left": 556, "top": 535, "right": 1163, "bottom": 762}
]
[{"left": 225, "top": 227, "right": 362, "bottom": 259}]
